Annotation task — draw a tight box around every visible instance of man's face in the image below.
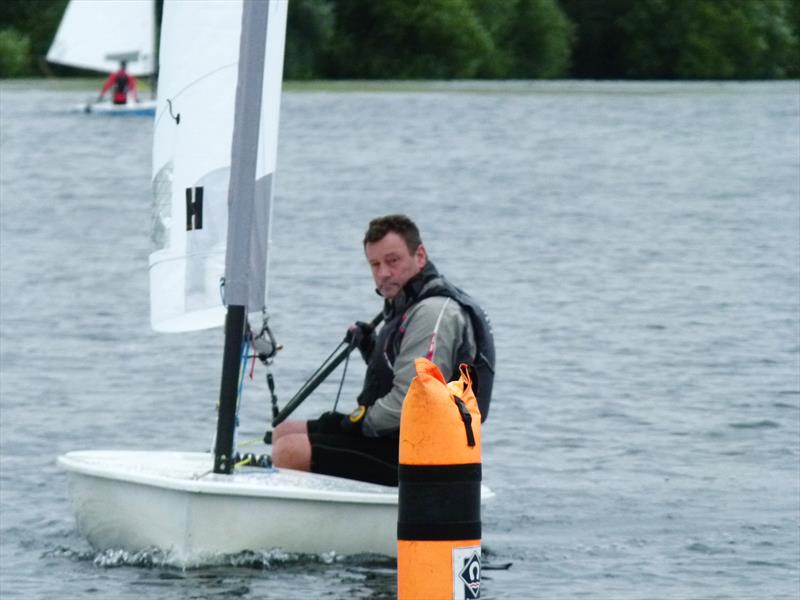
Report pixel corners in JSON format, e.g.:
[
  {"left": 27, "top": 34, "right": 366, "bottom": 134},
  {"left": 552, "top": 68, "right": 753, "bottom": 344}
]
[{"left": 365, "top": 232, "right": 427, "bottom": 299}]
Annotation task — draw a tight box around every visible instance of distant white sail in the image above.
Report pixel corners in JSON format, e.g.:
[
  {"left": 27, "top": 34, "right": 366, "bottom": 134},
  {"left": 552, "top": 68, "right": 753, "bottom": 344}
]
[
  {"left": 46, "top": 0, "right": 156, "bottom": 76},
  {"left": 149, "top": 0, "right": 287, "bottom": 333}
]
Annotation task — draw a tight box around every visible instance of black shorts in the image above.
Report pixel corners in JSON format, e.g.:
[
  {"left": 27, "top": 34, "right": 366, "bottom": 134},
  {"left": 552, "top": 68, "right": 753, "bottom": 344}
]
[{"left": 307, "top": 412, "right": 399, "bottom": 487}]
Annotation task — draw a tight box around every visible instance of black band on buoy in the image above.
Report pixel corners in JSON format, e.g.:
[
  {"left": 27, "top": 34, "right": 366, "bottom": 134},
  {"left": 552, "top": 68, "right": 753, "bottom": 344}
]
[{"left": 397, "top": 463, "right": 481, "bottom": 541}]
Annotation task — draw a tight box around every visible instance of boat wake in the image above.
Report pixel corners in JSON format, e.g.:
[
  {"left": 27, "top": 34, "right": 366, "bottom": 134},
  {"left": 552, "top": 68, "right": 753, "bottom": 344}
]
[{"left": 46, "top": 544, "right": 396, "bottom": 571}]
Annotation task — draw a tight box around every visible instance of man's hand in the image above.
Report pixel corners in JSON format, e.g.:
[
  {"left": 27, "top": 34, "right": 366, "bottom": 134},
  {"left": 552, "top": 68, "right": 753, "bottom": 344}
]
[
  {"left": 315, "top": 409, "right": 363, "bottom": 435},
  {"left": 345, "top": 321, "right": 376, "bottom": 360}
]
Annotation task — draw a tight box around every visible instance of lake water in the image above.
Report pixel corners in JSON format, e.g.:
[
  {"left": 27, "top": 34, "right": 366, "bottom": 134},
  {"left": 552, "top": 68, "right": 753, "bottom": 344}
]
[{"left": 1, "top": 80, "right": 798, "bottom": 599}]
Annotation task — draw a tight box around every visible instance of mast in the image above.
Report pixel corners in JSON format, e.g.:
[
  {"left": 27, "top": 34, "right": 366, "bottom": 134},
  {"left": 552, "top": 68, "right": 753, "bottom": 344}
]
[
  {"left": 151, "top": 0, "right": 159, "bottom": 99},
  {"left": 214, "top": 0, "right": 271, "bottom": 475}
]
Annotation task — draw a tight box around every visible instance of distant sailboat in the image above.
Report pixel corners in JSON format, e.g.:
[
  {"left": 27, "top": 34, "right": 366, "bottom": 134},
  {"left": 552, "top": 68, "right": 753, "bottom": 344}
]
[{"left": 47, "top": 0, "right": 158, "bottom": 115}]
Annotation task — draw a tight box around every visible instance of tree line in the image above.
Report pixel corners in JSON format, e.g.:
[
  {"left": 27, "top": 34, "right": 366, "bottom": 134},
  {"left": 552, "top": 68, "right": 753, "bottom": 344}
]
[{"left": 1, "top": 0, "right": 798, "bottom": 80}]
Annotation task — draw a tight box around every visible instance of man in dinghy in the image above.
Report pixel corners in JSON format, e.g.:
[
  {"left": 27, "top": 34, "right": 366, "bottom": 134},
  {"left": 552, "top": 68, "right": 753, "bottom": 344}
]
[
  {"left": 97, "top": 61, "right": 140, "bottom": 105},
  {"left": 272, "top": 214, "right": 494, "bottom": 486}
]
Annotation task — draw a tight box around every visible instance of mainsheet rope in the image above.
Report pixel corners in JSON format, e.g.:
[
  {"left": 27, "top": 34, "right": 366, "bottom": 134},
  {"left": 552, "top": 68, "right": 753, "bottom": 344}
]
[
  {"left": 232, "top": 335, "right": 357, "bottom": 452},
  {"left": 233, "top": 332, "right": 261, "bottom": 448}
]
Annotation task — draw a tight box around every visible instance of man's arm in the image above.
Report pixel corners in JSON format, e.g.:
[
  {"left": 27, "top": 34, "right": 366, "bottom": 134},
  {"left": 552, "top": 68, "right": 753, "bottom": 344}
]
[{"left": 362, "top": 297, "right": 471, "bottom": 437}]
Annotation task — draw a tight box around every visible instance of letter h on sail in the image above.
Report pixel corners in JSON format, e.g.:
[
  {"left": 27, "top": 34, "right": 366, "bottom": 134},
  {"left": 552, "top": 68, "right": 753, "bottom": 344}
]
[{"left": 186, "top": 186, "right": 204, "bottom": 230}]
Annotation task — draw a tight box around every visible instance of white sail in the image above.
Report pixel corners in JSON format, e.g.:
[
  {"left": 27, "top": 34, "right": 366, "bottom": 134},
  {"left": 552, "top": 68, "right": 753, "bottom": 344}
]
[
  {"left": 149, "top": 0, "right": 287, "bottom": 332},
  {"left": 46, "top": 0, "right": 156, "bottom": 76}
]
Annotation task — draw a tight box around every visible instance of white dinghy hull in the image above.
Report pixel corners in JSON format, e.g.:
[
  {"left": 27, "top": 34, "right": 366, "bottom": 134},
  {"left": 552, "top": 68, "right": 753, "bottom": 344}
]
[{"left": 59, "top": 450, "right": 401, "bottom": 564}]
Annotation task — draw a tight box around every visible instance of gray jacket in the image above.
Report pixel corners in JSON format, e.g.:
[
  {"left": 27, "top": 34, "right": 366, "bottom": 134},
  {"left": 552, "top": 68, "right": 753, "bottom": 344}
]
[{"left": 362, "top": 276, "right": 476, "bottom": 437}]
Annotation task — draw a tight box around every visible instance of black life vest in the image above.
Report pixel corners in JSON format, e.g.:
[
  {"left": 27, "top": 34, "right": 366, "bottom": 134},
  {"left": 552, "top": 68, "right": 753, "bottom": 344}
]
[
  {"left": 416, "top": 278, "right": 495, "bottom": 421},
  {"left": 114, "top": 72, "right": 130, "bottom": 95},
  {"left": 358, "top": 263, "right": 495, "bottom": 422}
]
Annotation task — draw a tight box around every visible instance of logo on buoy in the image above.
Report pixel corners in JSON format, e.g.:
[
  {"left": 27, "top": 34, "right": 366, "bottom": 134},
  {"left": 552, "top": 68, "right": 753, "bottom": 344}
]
[{"left": 453, "top": 547, "right": 481, "bottom": 599}]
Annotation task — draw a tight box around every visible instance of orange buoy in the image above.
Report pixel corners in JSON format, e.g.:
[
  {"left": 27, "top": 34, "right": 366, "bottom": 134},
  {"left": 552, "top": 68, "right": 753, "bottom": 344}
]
[{"left": 398, "top": 358, "right": 483, "bottom": 600}]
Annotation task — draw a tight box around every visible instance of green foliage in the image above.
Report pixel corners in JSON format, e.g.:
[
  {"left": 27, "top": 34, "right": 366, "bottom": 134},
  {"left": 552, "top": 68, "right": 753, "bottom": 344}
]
[
  {"left": 285, "top": 0, "right": 335, "bottom": 79},
  {"left": 0, "top": 0, "right": 68, "bottom": 75},
  {"left": 325, "top": 0, "right": 494, "bottom": 78},
  {"left": 620, "top": 0, "right": 799, "bottom": 78},
  {"left": 559, "top": 0, "right": 636, "bottom": 78},
  {"left": 0, "top": 27, "right": 30, "bottom": 77},
  {"left": 465, "top": 1, "right": 515, "bottom": 76},
  {"left": 562, "top": 0, "right": 799, "bottom": 79},
  {"left": 0, "top": 0, "right": 796, "bottom": 80},
  {"left": 468, "top": 0, "right": 575, "bottom": 78},
  {"left": 504, "top": 0, "right": 575, "bottom": 78}
]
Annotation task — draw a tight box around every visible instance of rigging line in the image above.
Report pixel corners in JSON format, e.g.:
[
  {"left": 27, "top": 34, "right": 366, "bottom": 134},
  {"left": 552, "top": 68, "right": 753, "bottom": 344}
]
[
  {"left": 230, "top": 338, "right": 250, "bottom": 454},
  {"left": 236, "top": 337, "right": 249, "bottom": 413},
  {"left": 331, "top": 348, "right": 352, "bottom": 414},
  {"left": 192, "top": 468, "right": 214, "bottom": 480},
  {"left": 154, "top": 62, "right": 237, "bottom": 128},
  {"left": 292, "top": 341, "right": 349, "bottom": 394},
  {"left": 230, "top": 338, "right": 249, "bottom": 452},
  {"left": 234, "top": 455, "right": 253, "bottom": 468},
  {"left": 248, "top": 335, "right": 257, "bottom": 379},
  {"left": 238, "top": 437, "right": 263, "bottom": 447},
  {"left": 166, "top": 98, "right": 180, "bottom": 124},
  {"left": 320, "top": 342, "right": 348, "bottom": 369}
]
